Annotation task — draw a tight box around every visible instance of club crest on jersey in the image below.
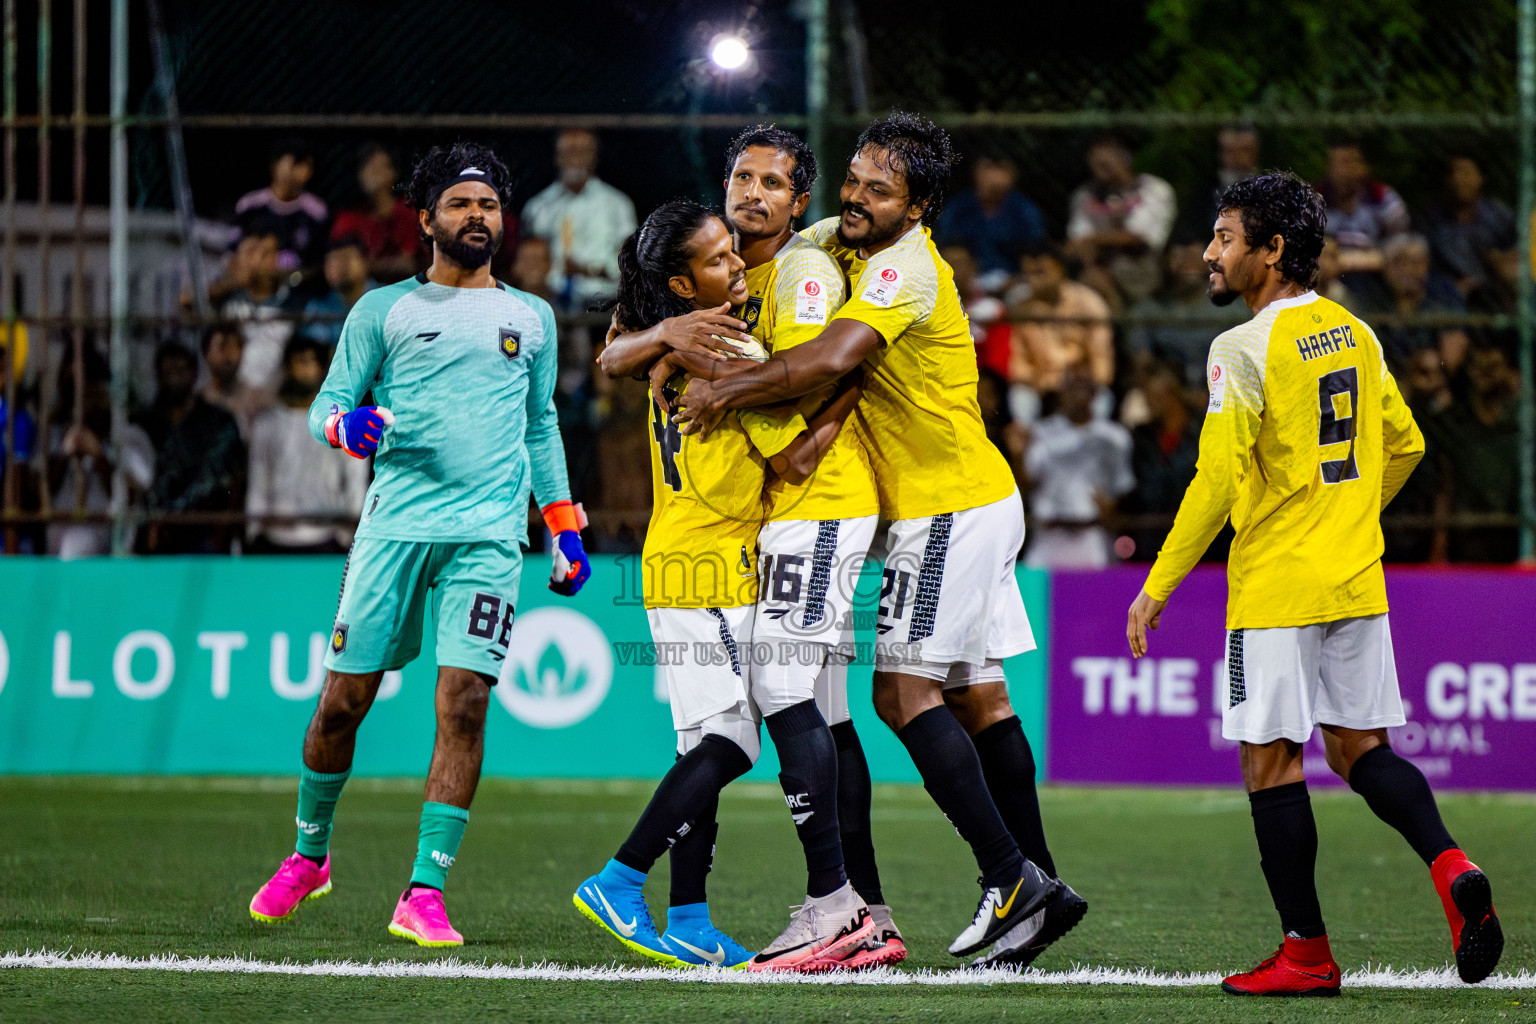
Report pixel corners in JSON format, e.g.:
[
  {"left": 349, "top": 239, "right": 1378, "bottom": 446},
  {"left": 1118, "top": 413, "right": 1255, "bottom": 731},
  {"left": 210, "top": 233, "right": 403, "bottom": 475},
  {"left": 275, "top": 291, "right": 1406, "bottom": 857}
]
[
  {"left": 861, "top": 265, "right": 902, "bottom": 307},
  {"left": 331, "top": 623, "right": 348, "bottom": 654},
  {"left": 499, "top": 327, "right": 521, "bottom": 360},
  {"left": 739, "top": 296, "right": 763, "bottom": 333}
]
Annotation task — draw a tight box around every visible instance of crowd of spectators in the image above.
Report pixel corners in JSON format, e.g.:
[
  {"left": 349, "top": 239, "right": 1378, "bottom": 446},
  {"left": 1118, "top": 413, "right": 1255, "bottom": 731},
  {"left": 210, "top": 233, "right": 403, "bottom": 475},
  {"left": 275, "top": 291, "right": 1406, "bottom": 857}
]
[
  {"left": 1, "top": 130, "right": 638, "bottom": 557},
  {"left": 932, "top": 130, "right": 1526, "bottom": 567},
  {"left": 0, "top": 127, "right": 1527, "bottom": 564}
]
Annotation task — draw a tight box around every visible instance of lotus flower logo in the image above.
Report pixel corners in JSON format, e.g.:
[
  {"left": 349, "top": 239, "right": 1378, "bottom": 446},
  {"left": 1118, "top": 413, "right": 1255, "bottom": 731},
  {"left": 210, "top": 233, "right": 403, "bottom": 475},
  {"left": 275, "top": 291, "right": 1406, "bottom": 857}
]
[
  {"left": 513, "top": 643, "right": 588, "bottom": 700},
  {"left": 494, "top": 608, "right": 612, "bottom": 728}
]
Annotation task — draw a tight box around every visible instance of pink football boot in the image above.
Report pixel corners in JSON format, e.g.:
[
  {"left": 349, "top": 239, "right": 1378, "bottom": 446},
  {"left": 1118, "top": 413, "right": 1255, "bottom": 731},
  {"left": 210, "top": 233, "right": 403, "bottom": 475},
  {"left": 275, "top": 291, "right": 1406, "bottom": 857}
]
[
  {"left": 389, "top": 886, "right": 464, "bottom": 947},
  {"left": 250, "top": 853, "right": 331, "bottom": 923}
]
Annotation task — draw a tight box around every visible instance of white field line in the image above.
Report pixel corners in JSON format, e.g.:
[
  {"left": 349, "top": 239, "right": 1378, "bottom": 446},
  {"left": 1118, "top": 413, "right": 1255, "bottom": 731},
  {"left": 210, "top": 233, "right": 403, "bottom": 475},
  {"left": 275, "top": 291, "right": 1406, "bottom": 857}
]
[{"left": 3, "top": 950, "right": 1534, "bottom": 989}]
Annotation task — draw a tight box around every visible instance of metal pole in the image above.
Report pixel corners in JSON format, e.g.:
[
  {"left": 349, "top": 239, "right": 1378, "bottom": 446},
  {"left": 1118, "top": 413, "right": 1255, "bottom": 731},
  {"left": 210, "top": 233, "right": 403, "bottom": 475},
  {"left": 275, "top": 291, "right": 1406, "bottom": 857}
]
[
  {"left": 2, "top": 0, "right": 16, "bottom": 552},
  {"left": 145, "top": 0, "right": 208, "bottom": 317},
  {"left": 35, "top": 0, "right": 53, "bottom": 518},
  {"left": 69, "top": 0, "right": 85, "bottom": 518},
  {"left": 1520, "top": 0, "right": 1536, "bottom": 560},
  {"left": 110, "top": 0, "right": 129, "bottom": 553},
  {"left": 836, "top": 0, "right": 871, "bottom": 117},
  {"left": 804, "top": 0, "right": 830, "bottom": 222}
]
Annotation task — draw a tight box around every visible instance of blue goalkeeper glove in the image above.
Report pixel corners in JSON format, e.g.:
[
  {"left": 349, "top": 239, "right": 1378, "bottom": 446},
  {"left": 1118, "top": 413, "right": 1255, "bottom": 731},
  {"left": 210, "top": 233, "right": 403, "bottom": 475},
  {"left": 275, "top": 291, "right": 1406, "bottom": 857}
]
[
  {"left": 543, "top": 500, "right": 591, "bottom": 596},
  {"left": 323, "top": 405, "right": 394, "bottom": 459}
]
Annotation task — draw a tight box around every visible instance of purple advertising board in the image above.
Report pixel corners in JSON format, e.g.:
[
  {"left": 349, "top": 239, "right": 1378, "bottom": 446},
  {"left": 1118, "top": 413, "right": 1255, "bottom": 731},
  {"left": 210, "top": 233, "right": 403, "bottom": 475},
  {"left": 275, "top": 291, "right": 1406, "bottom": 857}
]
[{"left": 1047, "top": 566, "right": 1536, "bottom": 790}]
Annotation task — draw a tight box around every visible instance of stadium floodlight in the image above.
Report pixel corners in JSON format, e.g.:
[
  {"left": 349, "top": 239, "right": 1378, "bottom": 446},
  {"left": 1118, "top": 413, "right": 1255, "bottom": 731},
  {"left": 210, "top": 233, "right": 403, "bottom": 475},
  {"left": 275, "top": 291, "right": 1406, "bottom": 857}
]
[{"left": 709, "top": 34, "right": 750, "bottom": 71}]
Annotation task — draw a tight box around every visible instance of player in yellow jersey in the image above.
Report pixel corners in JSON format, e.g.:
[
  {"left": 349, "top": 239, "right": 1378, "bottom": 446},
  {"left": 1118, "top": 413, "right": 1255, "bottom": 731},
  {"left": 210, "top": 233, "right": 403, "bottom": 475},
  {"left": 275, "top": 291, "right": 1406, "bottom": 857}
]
[
  {"left": 1126, "top": 171, "right": 1502, "bottom": 996},
  {"left": 574, "top": 201, "right": 875, "bottom": 971},
  {"left": 719, "top": 125, "right": 906, "bottom": 971},
  {"left": 664, "top": 113, "right": 1082, "bottom": 965}
]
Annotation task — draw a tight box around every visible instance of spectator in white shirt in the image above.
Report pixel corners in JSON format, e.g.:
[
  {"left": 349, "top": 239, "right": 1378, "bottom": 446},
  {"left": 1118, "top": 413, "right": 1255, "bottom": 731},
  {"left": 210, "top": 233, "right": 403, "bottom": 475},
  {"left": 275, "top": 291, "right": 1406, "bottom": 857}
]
[
  {"left": 246, "top": 336, "right": 369, "bottom": 554},
  {"left": 218, "top": 229, "right": 299, "bottom": 395},
  {"left": 1021, "top": 362, "right": 1135, "bottom": 568},
  {"left": 1066, "top": 135, "right": 1177, "bottom": 309},
  {"left": 521, "top": 129, "right": 637, "bottom": 311}
]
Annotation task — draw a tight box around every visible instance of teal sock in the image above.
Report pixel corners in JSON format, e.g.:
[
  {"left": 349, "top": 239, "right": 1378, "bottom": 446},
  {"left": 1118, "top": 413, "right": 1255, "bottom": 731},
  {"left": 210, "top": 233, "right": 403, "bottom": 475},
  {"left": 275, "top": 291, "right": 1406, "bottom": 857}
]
[
  {"left": 294, "top": 766, "right": 351, "bottom": 860},
  {"left": 410, "top": 802, "right": 469, "bottom": 890}
]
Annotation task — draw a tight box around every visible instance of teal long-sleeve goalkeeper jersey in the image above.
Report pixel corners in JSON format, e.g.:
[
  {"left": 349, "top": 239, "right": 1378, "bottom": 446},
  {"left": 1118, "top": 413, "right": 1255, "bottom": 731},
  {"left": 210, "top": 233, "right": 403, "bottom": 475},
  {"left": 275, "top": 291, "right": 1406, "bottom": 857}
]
[{"left": 308, "top": 272, "right": 571, "bottom": 543}]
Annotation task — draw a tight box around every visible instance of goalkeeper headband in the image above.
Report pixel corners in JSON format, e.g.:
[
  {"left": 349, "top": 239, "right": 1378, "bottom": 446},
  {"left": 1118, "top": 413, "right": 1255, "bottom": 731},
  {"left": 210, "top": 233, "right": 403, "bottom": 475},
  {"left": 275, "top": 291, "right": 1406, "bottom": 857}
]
[{"left": 425, "top": 165, "right": 502, "bottom": 211}]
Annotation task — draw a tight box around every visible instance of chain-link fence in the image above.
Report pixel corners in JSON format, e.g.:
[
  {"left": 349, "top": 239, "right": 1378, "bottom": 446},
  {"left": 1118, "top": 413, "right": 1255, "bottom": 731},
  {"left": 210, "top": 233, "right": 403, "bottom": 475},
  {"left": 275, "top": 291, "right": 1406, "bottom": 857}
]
[{"left": 2, "top": 0, "right": 1532, "bottom": 561}]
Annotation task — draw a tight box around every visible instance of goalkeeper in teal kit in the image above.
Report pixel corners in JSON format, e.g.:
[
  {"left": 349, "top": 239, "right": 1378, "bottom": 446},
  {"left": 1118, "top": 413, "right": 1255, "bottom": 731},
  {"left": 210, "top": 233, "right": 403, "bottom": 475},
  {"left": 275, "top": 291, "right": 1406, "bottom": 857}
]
[{"left": 248, "top": 143, "right": 590, "bottom": 946}]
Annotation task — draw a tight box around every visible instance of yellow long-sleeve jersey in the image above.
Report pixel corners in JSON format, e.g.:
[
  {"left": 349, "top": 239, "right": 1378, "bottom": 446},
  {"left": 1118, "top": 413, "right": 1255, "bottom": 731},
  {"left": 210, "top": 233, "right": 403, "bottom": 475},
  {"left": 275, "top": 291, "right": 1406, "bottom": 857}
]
[
  {"left": 802, "top": 217, "right": 1014, "bottom": 520},
  {"left": 738, "top": 232, "right": 879, "bottom": 522},
  {"left": 1144, "top": 290, "right": 1425, "bottom": 629}
]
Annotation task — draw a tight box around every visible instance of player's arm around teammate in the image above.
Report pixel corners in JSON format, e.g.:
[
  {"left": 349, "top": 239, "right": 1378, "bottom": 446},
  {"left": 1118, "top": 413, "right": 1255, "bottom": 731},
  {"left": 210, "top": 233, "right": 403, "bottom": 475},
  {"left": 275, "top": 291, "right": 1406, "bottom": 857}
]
[
  {"left": 676, "top": 115, "right": 1080, "bottom": 967},
  {"left": 762, "top": 372, "right": 863, "bottom": 484},
  {"left": 711, "top": 127, "right": 912, "bottom": 971},
  {"left": 596, "top": 304, "right": 749, "bottom": 380}
]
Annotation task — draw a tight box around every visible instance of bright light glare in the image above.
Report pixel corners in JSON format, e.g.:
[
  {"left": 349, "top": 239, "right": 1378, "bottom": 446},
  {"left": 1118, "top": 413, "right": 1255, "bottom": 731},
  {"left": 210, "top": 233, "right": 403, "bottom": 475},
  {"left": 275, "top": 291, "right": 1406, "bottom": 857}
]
[{"left": 710, "top": 35, "right": 749, "bottom": 70}]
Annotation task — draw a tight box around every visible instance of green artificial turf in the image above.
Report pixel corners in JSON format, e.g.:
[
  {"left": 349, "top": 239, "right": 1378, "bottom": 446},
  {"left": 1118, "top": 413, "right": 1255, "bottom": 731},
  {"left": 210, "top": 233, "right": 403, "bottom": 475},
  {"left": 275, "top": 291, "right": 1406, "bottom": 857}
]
[{"left": 1, "top": 777, "right": 1531, "bottom": 1022}]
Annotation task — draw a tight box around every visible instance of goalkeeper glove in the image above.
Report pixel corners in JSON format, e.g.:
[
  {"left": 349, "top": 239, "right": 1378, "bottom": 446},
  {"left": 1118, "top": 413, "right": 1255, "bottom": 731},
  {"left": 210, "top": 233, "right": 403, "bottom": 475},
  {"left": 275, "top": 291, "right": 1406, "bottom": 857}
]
[
  {"left": 543, "top": 500, "right": 591, "bottom": 596},
  {"left": 323, "top": 405, "right": 394, "bottom": 459}
]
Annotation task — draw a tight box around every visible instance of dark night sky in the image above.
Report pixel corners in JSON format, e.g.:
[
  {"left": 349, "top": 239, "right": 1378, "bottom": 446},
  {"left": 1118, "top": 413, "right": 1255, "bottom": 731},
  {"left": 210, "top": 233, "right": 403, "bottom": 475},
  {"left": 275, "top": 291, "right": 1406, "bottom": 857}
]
[{"left": 7, "top": 0, "right": 1157, "bottom": 221}]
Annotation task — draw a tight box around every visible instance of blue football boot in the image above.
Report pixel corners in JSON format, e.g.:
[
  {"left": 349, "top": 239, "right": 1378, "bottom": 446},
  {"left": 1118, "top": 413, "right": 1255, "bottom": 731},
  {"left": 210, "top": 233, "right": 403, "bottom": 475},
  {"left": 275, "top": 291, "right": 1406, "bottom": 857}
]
[
  {"left": 573, "top": 861, "right": 682, "bottom": 967},
  {"left": 662, "top": 903, "right": 754, "bottom": 969}
]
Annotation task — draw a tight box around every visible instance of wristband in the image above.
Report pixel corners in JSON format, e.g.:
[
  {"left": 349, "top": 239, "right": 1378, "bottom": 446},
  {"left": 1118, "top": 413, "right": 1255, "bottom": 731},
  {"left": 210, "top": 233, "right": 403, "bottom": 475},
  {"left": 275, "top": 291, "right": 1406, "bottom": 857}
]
[
  {"left": 324, "top": 409, "right": 344, "bottom": 448},
  {"left": 541, "top": 499, "right": 587, "bottom": 535}
]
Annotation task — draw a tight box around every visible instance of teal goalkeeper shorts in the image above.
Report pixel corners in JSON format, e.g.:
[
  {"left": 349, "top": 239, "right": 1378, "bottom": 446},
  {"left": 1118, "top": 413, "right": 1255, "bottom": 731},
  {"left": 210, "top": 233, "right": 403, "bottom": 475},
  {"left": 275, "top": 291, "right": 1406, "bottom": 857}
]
[{"left": 325, "top": 538, "right": 524, "bottom": 681}]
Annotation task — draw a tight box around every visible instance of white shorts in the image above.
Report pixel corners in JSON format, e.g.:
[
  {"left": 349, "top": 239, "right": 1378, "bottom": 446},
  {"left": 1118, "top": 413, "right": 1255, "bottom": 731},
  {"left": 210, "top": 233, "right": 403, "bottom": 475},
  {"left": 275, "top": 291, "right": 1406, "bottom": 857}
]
[
  {"left": 813, "top": 657, "right": 851, "bottom": 725},
  {"left": 647, "top": 605, "right": 760, "bottom": 761},
  {"left": 1222, "top": 613, "right": 1405, "bottom": 745},
  {"left": 872, "top": 489, "right": 1036, "bottom": 672},
  {"left": 902, "top": 657, "right": 1009, "bottom": 688},
  {"left": 752, "top": 515, "right": 878, "bottom": 717},
  {"left": 674, "top": 705, "right": 761, "bottom": 763}
]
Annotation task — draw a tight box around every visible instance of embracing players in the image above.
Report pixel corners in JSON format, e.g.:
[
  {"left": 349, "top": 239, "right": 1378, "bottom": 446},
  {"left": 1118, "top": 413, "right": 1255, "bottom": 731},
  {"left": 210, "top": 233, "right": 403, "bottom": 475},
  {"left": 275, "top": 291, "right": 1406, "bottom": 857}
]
[
  {"left": 669, "top": 113, "right": 1086, "bottom": 967},
  {"left": 247, "top": 143, "right": 590, "bottom": 946},
  {"left": 575, "top": 199, "right": 875, "bottom": 971},
  {"left": 722, "top": 126, "right": 906, "bottom": 971},
  {"left": 640, "top": 125, "right": 903, "bottom": 970},
  {"left": 1127, "top": 171, "right": 1503, "bottom": 995}
]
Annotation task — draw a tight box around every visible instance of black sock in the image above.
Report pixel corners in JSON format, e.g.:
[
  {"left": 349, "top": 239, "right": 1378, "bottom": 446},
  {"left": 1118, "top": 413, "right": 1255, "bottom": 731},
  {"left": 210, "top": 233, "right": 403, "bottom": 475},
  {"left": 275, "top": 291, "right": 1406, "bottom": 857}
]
[
  {"left": 1249, "top": 781, "right": 1326, "bottom": 939},
  {"left": 766, "top": 700, "right": 846, "bottom": 898},
  {"left": 972, "top": 715, "right": 1057, "bottom": 879},
  {"left": 831, "top": 720, "right": 884, "bottom": 905},
  {"left": 1348, "top": 745, "right": 1458, "bottom": 866},
  {"left": 668, "top": 791, "right": 719, "bottom": 908},
  {"left": 897, "top": 706, "right": 1023, "bottom": 888},
  {"left": 616, "top": 735, "right": 753, "bottom": 874}
]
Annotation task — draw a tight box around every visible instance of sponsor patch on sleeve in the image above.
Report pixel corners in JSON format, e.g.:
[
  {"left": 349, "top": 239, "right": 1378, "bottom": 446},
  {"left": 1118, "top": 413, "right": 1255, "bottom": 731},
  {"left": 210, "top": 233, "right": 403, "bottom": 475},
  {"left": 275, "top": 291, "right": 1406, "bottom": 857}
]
[
  {"left": 1207, "top": 362, "right": 1227, "bottom": 413},
  {"left": 794, "top": 277, "right": 831, "bottom": 325},
  {"left": 859, "top": 265, "right": 903, "bottom": 308}
]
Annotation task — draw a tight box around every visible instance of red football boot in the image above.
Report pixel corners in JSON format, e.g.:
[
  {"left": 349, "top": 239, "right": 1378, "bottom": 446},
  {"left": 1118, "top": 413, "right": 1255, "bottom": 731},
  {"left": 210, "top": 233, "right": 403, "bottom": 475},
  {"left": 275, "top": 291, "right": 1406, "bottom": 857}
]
[
  {"left": 1431, "top": 849, "right": 1504, "bottom": 984},
  {"left": 1222, "top": 935, "right": 1341, "bottom": 997}
]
